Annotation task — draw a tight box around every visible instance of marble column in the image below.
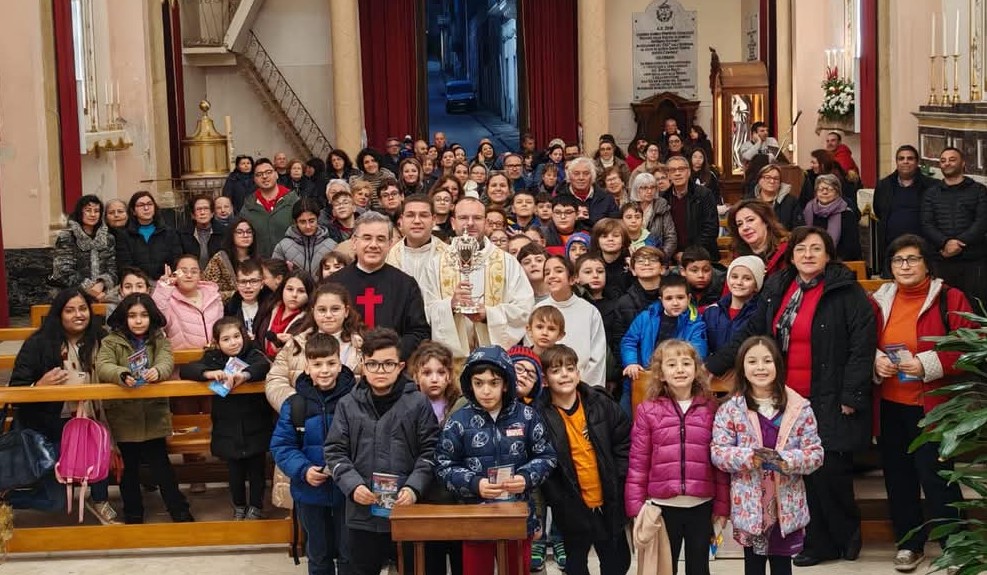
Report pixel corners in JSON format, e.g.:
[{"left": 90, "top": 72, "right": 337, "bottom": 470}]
[
  {"left": 329, "top": 0, "right": 364, "bottom": 154},
  {"left": 577, "top": 0, "right": 609, "bottom": 152}
]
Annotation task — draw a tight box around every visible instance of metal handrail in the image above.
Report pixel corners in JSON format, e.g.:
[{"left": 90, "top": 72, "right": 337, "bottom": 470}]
[
  {"left": 181, "top": 0, "right": 241, "bottom": 48},
  {"left": 241, "top": 31, "right": 333, "bottom": 159}
]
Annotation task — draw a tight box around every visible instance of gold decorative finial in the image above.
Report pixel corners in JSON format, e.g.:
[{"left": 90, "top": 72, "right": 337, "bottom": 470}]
[{"left": 199, "top": 100, "right": 211, "bottom": 114}]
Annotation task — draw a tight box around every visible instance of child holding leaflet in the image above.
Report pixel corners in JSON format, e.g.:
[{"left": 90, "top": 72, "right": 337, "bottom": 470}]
[
  {"left": 180, "top": 317, "right": 272, "bottom": 520},
  {"left": 624, "top": 339, "right": 729, "bottom": 575},
  {"left": 325, "top": 328, "right": 439, "bottom": 575},
  {"left": 435, "top": 346, "right": 558, "bottom": 575},
  {"left": 711, "top": 336, "right": 824, "bottom": 575},
  {"left": 96, "top": 293, "right": 192, "bottom": 524}
]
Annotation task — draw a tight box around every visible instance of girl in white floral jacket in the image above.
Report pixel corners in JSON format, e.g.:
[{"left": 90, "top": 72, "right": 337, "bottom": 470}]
[{"left": 711, "top": 336, "right": 824, "bottom": 575}]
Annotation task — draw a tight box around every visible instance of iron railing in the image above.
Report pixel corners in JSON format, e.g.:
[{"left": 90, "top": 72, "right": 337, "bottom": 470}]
[
  {"left": 181, "top": 0, "right": 240, "bottom": 48},
  {"left": 240, "top": 31, "right": 333, "bottom": 159}
]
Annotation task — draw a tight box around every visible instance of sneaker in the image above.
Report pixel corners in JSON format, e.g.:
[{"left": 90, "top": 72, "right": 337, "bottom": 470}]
[
  {"left": 85, "top": 499, "right": 121, "bottom": 525},
  {"left": 245, "top": 506, "right": 265, "bottom": 520},
  {"left": 893, "top": 550, "right": 924, "bottom": 572},
  {"left": 189, "top": 482, "right": 207, "bottom": 494},
  {"left": 233, "top": 506, "right": 247, "bottom": 521},
  {"left": 552, "top": 540, "right": 567, "bottom": 570},
  {"left": 530, "top": 540, "right": 546, "bottom": 572}
]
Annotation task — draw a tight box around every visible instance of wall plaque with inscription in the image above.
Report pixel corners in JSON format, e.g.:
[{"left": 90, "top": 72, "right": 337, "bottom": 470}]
[{"left": 632, "top": 0, "right": 698, "bottom": 101}]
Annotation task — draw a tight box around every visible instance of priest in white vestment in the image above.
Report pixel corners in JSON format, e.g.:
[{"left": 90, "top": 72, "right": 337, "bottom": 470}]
[
  {"left": 385, "top": 194, "right": 447, "bottom": 285},
  {"left": 420, "top": 197, "right": 534, "bottom": 361}
]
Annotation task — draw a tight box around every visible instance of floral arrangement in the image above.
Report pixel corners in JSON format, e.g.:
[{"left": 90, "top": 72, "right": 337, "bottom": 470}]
[{"left": 818, "top": 67, "right": 855, "bottom": 120}]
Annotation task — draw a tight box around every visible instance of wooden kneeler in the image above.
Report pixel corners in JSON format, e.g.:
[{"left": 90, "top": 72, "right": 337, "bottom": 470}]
[{"left": 390, "top": 502, "right": 528, "bottom": 575}]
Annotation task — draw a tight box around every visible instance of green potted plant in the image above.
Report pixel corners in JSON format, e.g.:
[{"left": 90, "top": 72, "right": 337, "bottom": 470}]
[{"left": 910, "top": 307, "right": 987, "bottom": 574}]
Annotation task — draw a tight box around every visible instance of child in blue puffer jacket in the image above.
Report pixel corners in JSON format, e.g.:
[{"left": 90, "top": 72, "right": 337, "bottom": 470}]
[
  {"left": 435, "top": 345, "right": 557, "bottom": 575},
  {"left": 270, "top": 333, "right": 356, "bottom": 575}
]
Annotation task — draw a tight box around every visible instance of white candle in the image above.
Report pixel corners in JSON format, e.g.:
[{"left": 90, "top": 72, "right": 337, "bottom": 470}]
[
  {"left": 931, "top": 13, "right": 936, "bottom": 57},
  {"left": 955, "top": 9, "right": 961, "bottom": 55},
  {"left": 115, "top": 82, "right": 120, "bottom": 107},
  {"left": 105, "top": 81, "right": 110, "bottom": 104},
  {"left": 943, "top": 12, "right": 948, "bottom": 56},
  {"left": 825, "top": 49, "right": 831, "bottom": 68}
]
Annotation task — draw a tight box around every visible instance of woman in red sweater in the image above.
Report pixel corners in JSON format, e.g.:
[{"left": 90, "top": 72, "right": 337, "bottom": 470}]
[
  {"left": 704, "top": 226, "right": 877, "bottom": 567},
  {"left": 870, "top": 234, "right": 972, "bottom": 573}
]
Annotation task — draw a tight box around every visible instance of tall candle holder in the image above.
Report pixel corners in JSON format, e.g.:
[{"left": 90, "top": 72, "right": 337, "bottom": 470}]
[
  {"left": 942, "top": 55, "right": 951, "bottom": 105},
  {"left": 952, "top": 54, "right": 961, "bottom": 104},
  {"left": 929, "top": 55, "right": 940, "bottom": 105}
]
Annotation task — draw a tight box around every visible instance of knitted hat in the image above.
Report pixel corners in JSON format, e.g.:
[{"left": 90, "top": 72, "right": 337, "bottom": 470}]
[
  {"left": 728, "top": 255, "right": 767, "bottom": 291},
  {"left": 565, "top": 232, "right": 591, "bottom": 258},
  {"left": 508, "top": 345, "right": 543, "bottom": 398}
]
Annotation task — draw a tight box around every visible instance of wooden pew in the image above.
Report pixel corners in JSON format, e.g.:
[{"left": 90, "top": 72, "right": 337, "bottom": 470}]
[
  {"left": 859, "top": 278, "right": 891, "bottom": 293},
  {"left": 0, "top": 380, "right": 289, "bottom": 554},
  {"left": 845, "top": 260, "right": 867, "bottom": 280},
  {"left": 391, "top": 503, "right": 528, "bottom": 575},
  {"left": 31, "top": 303, "right": 109, "bottom": 328}
]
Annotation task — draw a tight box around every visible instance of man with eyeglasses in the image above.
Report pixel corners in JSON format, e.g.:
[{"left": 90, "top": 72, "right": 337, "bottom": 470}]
[
  {"left": 332, "top": 211, "right": 429, "bottom": 360},
  {"left": 385, "top": 194, "right": 447, "bottom": 285},
  {"left": 381, "top": 137, "right": 402, "bottom": 174},
  {"left": 501, "top": 153, "right": 531, "bottom": 192},
  {"left": 920, "top": 146, "right": 987, "bottom": 305},
  {"left": 420, "top": 197, "right": 534, "bottom": 363},
  {"left": 660, "top": 155, "right": 720, "bottom": 263},
  {"left": 540, "top": 194, "right": 584, "bottom": 256},
  {"left": 874, "top": 145, "right": 935, "bottom": 277},
  {"left": 240, "top": 157, "right": 299, "bottom": 258},
  {"left": 555, "top": 156, "right": 619, "bottom": 226},
  {"left": 376, "top": 179, "right": 405, "bottom": 220}
]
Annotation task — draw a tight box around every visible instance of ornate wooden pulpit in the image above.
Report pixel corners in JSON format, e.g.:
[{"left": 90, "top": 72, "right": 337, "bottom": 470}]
[
  {"left": 390, "top": 502, "right": 528, "bottom": 575},
  {"left": 710, "top": 55, "right": 770, "bottom": 203}
]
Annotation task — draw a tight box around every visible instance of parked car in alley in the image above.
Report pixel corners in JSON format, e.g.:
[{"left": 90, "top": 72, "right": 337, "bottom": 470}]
[{"left": 445, "top": 79, "right": 477, "bottom": 113}]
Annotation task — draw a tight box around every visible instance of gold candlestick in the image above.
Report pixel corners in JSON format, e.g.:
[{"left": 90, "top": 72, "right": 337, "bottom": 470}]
[
  {"left": 942, "top": 54, "right": 950, "bottom": 105},
  {"left": 952, "top": 54, "right": 961, "bottom": 104},
  {"left": 929, "top": 55, "right": 939, "bottom": 105}
]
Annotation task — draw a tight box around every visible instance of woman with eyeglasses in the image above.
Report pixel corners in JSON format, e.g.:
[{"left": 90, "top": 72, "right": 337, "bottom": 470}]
[
  {"left": 870, "top": 234, "right": 972, "bottom": 572},
  {"left": 751, "top": 164, "right": 804, "bottom": 232},
  {"left": 50, "top": 194, "right": 117, "bottom": 301},
  {"left": 629, "top": 172, "right": 676, "bottom": 260},
  {"left": 803, "top": 174, "right": 861, "bottom": 262},
  {"left": 429, "top": 176, "right": 460, "bottom": 242},
  {"left": 115, "top": 191, "right": 183, "bottom": 280},
  {"left": 203, "top": 217, "right": 259, "bottom": 302},
  {"left": 705, "top": 226, "right": 876, "bottom": 567}
]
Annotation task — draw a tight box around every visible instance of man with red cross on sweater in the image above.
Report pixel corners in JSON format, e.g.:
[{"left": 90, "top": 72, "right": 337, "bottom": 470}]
[{"left": 332, "top": 211, "right": 430, "bottom": 360}]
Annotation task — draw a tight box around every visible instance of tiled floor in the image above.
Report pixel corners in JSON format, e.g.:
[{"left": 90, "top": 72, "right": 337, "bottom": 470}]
[{"left": 0, "top": 543, "right": 925, "bottom": 575}]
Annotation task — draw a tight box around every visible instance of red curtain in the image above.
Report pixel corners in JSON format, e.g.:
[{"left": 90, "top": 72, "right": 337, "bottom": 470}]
[
  {"left": 858, "top": 0, "right": 877, "bottom": 185},
  {"left": 359, "top": 0, "right": 422, "bottom": 149},
  {"left": 519, "top": 0, "right": 578, "bottom": 146},
  {"left": 52, "top": 0, "right": 82, "bottom": 212}
]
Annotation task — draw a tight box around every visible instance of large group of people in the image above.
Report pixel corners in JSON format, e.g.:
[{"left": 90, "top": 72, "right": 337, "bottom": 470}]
[{"left": 8, "top": 126, "right": 983, "bottom": 575}]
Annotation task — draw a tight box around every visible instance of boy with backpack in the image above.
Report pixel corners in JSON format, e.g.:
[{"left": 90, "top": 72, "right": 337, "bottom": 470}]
[{"left": 270, "top": 333, "right": 356, "bottom": 575}]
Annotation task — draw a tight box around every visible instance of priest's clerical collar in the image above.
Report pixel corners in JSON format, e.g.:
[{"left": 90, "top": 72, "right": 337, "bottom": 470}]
[
  {"left": 356, "top": 261, "right": 386, "bottom": 274},
  {"left": 404, "top": 236, "right": 432, "bottom": 250}
]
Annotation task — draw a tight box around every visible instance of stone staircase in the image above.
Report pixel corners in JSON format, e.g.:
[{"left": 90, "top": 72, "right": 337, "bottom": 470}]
[{"left": 180, "top": 0, "right": 332, "bottom": 159}]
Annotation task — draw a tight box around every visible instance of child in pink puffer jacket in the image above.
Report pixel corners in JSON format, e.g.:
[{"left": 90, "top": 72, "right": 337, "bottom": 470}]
[{"left": 625, "top": 339, "right": 729, "bottom": 575}]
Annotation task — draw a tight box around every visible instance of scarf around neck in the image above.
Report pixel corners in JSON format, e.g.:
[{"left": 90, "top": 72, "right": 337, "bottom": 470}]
[
  {"left": 803, "top": 197, "right": 848, "bottom": 245},
  {"left": 774, "top": 275, "right": 822, "bottom": 352}
]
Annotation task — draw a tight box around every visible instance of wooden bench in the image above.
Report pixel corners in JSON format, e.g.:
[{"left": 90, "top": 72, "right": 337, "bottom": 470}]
[
  {"left": 845, "top": 260, "right": 867, "bottom": 280},
  {"left": 0, "top": 379, "right": 290, "bottom": 554},
  {"left": 31, "top": 303, "right": 109, "bottom": 328},
  {"left": 0, "top": 332, "right": 214, "bottom": 458}
]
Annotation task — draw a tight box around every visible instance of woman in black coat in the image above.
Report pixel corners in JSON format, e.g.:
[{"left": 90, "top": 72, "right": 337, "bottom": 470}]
[
  {"left": 115, "top": 191, "right": 183, "bottom": 280},
  {"left": 223, "top": 155, "right": 255, "bottom": 213},
  {"left": 705, "top": 226, "right": 876, "bottom": 567},
  {"left": 802, "top": 174, "right": 861, "bottom": 262}
]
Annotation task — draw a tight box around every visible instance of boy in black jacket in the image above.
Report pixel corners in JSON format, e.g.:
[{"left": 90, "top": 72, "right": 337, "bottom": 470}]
[
  {"left": 536, "top": 344, "right": 632, "bottom": 575},
  {"left": 324, "top": 328, "right": 439, "bottom": 575}
]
